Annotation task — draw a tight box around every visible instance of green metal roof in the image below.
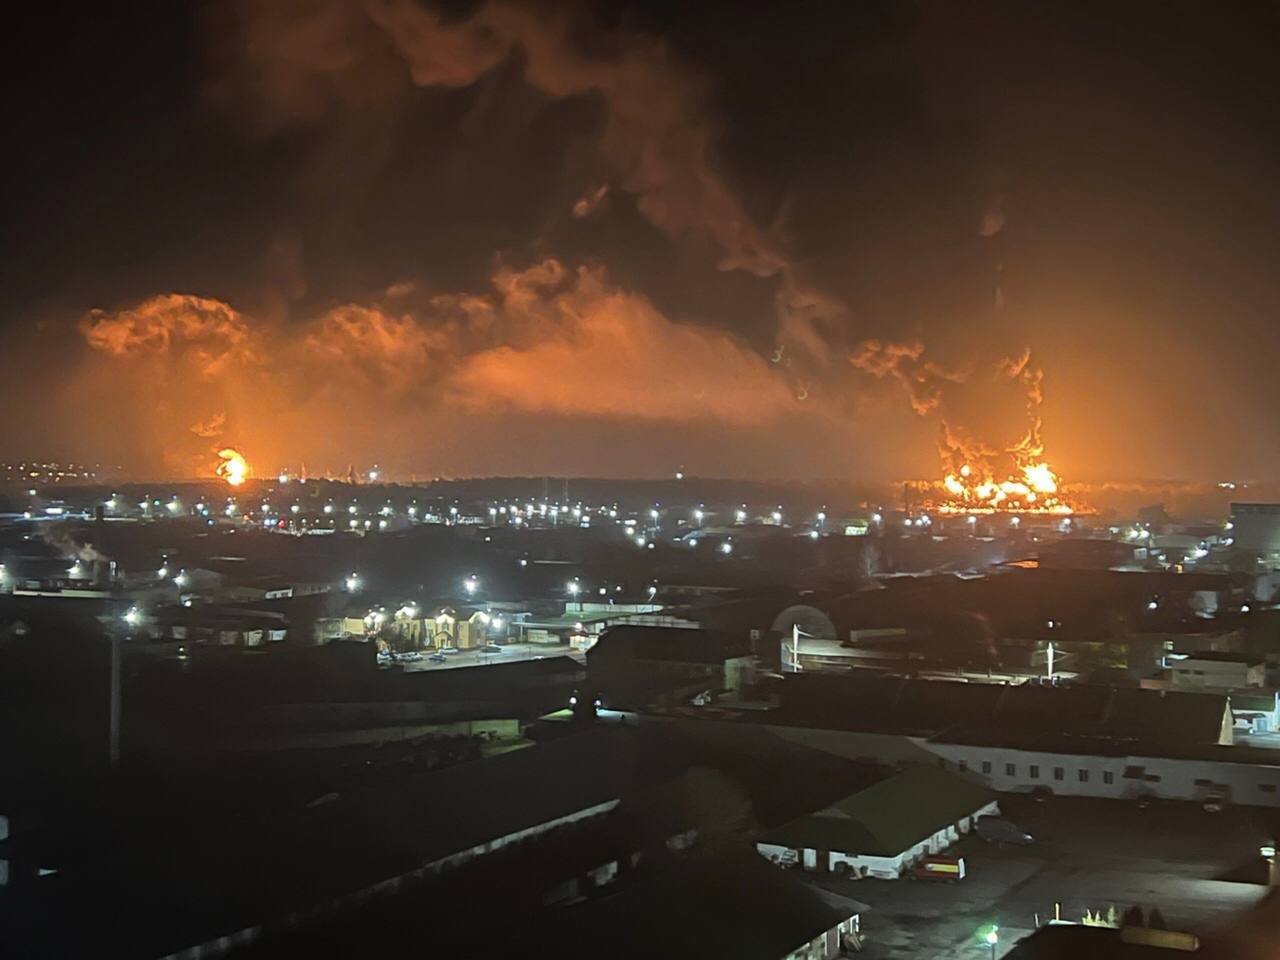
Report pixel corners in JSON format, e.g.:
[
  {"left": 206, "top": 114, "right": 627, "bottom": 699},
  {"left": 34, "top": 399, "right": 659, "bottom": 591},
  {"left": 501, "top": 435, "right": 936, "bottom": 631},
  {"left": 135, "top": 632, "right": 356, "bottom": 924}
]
[{"left": 761, "top": 765, "right": 995, "bottom": 857}]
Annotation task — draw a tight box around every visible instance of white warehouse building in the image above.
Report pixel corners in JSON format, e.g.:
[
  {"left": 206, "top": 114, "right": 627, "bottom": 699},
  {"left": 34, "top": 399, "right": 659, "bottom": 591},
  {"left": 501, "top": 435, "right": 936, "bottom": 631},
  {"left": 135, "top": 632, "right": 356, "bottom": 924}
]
[{"left": 756, "top": 766, "right": 997, "bottom": 880}]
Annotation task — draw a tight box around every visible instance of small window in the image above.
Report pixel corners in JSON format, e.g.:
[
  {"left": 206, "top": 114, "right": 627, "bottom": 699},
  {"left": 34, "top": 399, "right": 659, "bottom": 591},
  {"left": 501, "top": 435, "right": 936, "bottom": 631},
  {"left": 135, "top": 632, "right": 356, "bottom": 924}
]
[
  {"left": 1103, "top": 771, "right": 1114, "bottom": 785},
  {"left": 1122, "top": 765, "right": 1144, "bottom": 780},
  {"left": 1261, "top": 784, "right": 1277, "bottom": 794},
  {"left": 1078, "top": 769, "right": 1089, "bottom": 783},
  {"left": 1053, "top": 767, "right": 1064, "bottom": 781},
  {"left": 1194, "top": 778, "right": 1212, "bottom": 787},
  {"left": 981, "top": 761, "right": 992, "bottom": 775},
  {"left": 1029, "top": 764, "right": 1040, "bottom": 779},
  {"left": 1005, "top": 762, "right": 1016, "bottom": 777},
  {"left": 1143, "top": 773, "right": 1162, "bottom": 783}
]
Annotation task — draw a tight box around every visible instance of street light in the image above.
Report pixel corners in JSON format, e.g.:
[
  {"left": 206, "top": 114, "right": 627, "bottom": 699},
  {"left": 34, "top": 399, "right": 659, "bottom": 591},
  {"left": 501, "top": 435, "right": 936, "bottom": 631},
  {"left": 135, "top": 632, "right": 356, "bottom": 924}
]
[
  {"left": 464, "top": 576, "right": 479, "bottom": 596},
  {"left": 985, "top": 926, "right": 999, "bottom": 959},
  {"left": 345, "top": 573, "right": 362, "bottom": 593},
  {"left": 567, "top": 579, "right": 581, "bottom": 597}
]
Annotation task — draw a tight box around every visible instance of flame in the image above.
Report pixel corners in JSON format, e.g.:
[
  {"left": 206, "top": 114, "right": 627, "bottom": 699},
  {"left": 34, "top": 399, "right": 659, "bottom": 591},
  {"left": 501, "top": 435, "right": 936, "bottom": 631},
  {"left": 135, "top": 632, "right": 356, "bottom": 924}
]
[
  {"left": 216, "top": 448, "right": 249, "bottom": 486},
  {"left": 936, "top": 446, "right": 1080, "bottom": 516}
]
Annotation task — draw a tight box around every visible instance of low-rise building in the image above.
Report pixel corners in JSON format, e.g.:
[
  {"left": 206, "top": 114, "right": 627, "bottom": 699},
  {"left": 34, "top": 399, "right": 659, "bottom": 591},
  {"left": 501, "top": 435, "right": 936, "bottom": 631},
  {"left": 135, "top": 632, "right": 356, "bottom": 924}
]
[
  {"left": 1169, "top": 651, "right": 1265, "bottom": 689},
  {"left": 587, "top": 625, "right": 754, "bottom": 708},
  {"left": 756, "top": 765, "right": 997, "bottom": 879}
]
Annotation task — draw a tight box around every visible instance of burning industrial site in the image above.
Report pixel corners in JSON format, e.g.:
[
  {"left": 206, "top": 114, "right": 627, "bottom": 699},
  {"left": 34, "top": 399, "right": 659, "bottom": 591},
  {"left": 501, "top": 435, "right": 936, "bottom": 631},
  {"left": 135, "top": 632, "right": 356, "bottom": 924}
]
[{"left": 7, "top": 4, "right": 1280, "bottom": 959}]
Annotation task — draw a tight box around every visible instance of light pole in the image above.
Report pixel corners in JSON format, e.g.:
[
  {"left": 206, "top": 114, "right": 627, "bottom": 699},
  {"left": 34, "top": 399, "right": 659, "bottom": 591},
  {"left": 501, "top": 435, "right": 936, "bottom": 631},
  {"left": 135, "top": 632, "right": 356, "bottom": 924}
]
[{"left": 986, "top": 926, "right": 999, "bottom": 959}]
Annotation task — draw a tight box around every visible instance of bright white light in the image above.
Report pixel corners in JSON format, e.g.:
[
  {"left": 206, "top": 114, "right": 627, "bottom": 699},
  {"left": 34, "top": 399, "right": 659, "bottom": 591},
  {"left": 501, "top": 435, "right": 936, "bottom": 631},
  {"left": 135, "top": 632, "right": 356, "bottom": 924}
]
[
  {"left": 688, "top": 538, "right": 698, "bottom": 547},
  {"left": 693, "top": 509, "right": 704, "bottom": 522},
  {"left": 157, "top": 565, "right": 169, "bottom": 579},
  {"left": 817, "top": 512, "right": 826, "bottom": 522},
  {"left": 408, "top": 506, "right": 417, "bottom": 516},
  {"left": 650, "top": 508, "right": 659, "bottom": 520},
  {"left": 1147, "top": 600, "right": 1159, "bottom": 611},
  {"left": 348, "top": 519, "right": 358, "bottom": 528},
  {"left": 1242, "top": 604, "right": 1252, "bottom": 614},
  {"left": 675, "top": 471, "right": 684, "bottom": 480},
  {"left": 872, "top": 513, "right": 882, "bottom": 524},
  {"left": 378, "top": 519, "right": 387, "bottom": 530},
  {"left": 809, "top": 530, "right": 819, "bottom": 540},
  {"left": 324, "top": 504, "right": 334, "bottom": 514},
  {"left": 735, "top": 509, "right": 747, "bottom": 522},
  {"left": 567, "top": 579, "right": 581, "bottom": 596},
  {"left": 124, "top": 607, "right": 140, "bottom": 627},
  {"left": 260, "top": 504, "right": 270, "bottom": 515},
  {"left": 720, "top": 541, "right": 733, "bottom": 555},
  {"left": 174, "top": 571, "right": 188, "bottom": 588},
  {"left": 635, "top": 536, "right": 647, "bottom": 548},
  {"left": 291, "top": 504, "right": 300, "bottom": 514},
  {"left": 368, "top": 470, "right": 379, "bottom": 481},
  {"left": 348, "top": 505, "right": 357, "bottom": 515},
  {"left": 278, "top": 473, "right": 289, "bottom": 484},
  {"left": 771, "top": 511, "right": 783, "bottom": 523},
  {"left": 464, "top": 576, "right": 479, "bottom": 595}
]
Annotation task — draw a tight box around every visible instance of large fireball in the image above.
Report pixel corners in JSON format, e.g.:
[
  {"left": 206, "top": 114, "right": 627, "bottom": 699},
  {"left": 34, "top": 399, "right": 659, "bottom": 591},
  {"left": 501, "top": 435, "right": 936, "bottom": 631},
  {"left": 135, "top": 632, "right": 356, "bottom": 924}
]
[{"left": 216, "top": 448, "right": 249, "bottom": 486}]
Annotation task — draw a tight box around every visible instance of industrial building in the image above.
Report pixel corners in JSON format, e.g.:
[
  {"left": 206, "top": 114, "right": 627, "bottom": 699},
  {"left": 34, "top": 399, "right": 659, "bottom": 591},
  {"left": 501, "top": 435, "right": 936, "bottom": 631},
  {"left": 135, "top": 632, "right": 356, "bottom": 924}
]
[
  {"left": 586, "top": 625, "right": 755, "bottom": 708},
  {"left": 756, "top": 765, "right": 997, "bottom": 879},
  {"left": 1230, "top": 502, "right": 1280, "bottom": 566}
]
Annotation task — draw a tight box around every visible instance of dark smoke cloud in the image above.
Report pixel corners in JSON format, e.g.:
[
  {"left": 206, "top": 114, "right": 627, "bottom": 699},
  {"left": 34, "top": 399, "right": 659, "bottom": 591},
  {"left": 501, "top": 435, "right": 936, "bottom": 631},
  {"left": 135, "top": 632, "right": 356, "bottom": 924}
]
[{"left": 212, "top": 0, "right": 843, "bottom": 365}]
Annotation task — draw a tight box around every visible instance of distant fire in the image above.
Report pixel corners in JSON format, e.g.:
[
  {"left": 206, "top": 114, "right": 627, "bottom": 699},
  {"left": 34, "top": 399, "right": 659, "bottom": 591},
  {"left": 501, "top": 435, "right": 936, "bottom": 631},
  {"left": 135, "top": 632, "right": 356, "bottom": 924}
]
[
  {"left": 216, "top": 448, "right": 249, "bottom": 486},
  {"left": 932, "top": 423, "right": 1086, "bottom": 515},
  {"left": 939, "top": 459, "right": 1075, "bottom": 514}
]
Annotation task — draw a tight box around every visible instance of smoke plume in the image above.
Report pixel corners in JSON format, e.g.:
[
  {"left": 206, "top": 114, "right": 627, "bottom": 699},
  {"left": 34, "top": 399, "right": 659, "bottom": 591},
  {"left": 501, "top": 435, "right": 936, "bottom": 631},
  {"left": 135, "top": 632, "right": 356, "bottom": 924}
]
[{"left": 75, "top": 259, "right": 811, "bottom": 476}]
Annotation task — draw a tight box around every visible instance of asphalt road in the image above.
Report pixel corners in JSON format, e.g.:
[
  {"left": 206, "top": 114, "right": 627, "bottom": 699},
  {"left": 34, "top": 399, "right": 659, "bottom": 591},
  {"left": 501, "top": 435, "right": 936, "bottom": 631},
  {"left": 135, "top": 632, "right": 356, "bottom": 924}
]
[{"left": 807, "top": 795, "right": 1278, "bottom": 959}]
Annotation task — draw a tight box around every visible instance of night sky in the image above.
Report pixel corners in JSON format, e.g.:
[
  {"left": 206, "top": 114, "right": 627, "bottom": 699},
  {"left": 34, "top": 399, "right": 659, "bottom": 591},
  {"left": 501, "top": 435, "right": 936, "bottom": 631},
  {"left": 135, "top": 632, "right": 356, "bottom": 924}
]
[{"left": 3, "top": 1, "right": 1279, "bottom": 482}]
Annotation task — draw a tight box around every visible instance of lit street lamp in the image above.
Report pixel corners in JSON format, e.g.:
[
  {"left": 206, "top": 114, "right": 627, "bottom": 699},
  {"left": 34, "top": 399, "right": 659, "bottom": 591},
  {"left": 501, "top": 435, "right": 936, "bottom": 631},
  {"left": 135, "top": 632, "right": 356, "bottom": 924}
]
[{"left": 985, "top": 926, "right": 999, "bottom": 959}]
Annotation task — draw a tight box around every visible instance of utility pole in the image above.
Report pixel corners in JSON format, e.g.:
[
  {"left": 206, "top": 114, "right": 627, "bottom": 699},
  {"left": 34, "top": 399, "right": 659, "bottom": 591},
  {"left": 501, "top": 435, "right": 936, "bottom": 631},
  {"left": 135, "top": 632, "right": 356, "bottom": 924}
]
[{"left": 108, "top": 631, "right": 121, "bottom": 769}]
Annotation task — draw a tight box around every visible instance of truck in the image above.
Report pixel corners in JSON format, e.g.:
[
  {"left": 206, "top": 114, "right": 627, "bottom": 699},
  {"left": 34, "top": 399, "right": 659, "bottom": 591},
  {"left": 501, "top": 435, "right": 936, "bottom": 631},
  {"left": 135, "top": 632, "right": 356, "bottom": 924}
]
[
  {"left": 906, "top": 855, "right": 965, "bottom": 881},
  {"left": 976, "top": 816, "right": 1035, "bottom": 845}
]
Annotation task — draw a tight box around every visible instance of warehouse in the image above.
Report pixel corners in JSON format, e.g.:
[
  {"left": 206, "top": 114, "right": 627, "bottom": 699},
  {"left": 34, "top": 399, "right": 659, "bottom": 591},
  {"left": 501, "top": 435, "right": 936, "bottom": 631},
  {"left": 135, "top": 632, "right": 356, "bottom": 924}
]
[{"left": 756, "top": 765, "right": 997, "bottom": 880}]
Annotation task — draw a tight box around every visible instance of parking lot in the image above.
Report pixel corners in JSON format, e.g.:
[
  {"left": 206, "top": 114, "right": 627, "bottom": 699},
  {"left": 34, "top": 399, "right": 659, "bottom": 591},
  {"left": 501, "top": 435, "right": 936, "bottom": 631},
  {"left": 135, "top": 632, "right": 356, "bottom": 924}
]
[{"left": 809, "top": 795, "right": 1279, "bottom": 958}]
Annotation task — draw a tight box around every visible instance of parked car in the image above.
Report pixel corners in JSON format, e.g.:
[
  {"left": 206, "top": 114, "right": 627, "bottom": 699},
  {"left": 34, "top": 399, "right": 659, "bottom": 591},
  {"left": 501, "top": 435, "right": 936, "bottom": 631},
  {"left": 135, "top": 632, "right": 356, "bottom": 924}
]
[
  {"left": 484, "top": 643, "right": 504, "bottom": 653},
  {"left": 976, "top": 816, "right": 1035, "bottom": 845},
  {"left": 427, "top": 653, "right": 447, "bottom": 663},
  {"left": 906, "top": 856, "right": 966, "bottom": 881},
  {"left": 394, "top": 652, "right": 422, "bottom": 662}
]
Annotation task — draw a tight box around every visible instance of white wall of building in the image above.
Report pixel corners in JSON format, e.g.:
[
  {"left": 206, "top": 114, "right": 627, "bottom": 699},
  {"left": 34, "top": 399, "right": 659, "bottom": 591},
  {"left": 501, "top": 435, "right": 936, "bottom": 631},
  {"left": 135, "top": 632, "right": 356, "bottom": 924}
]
[{"left": 761, "top": 723, "right": 1280, "bottom": 808}]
